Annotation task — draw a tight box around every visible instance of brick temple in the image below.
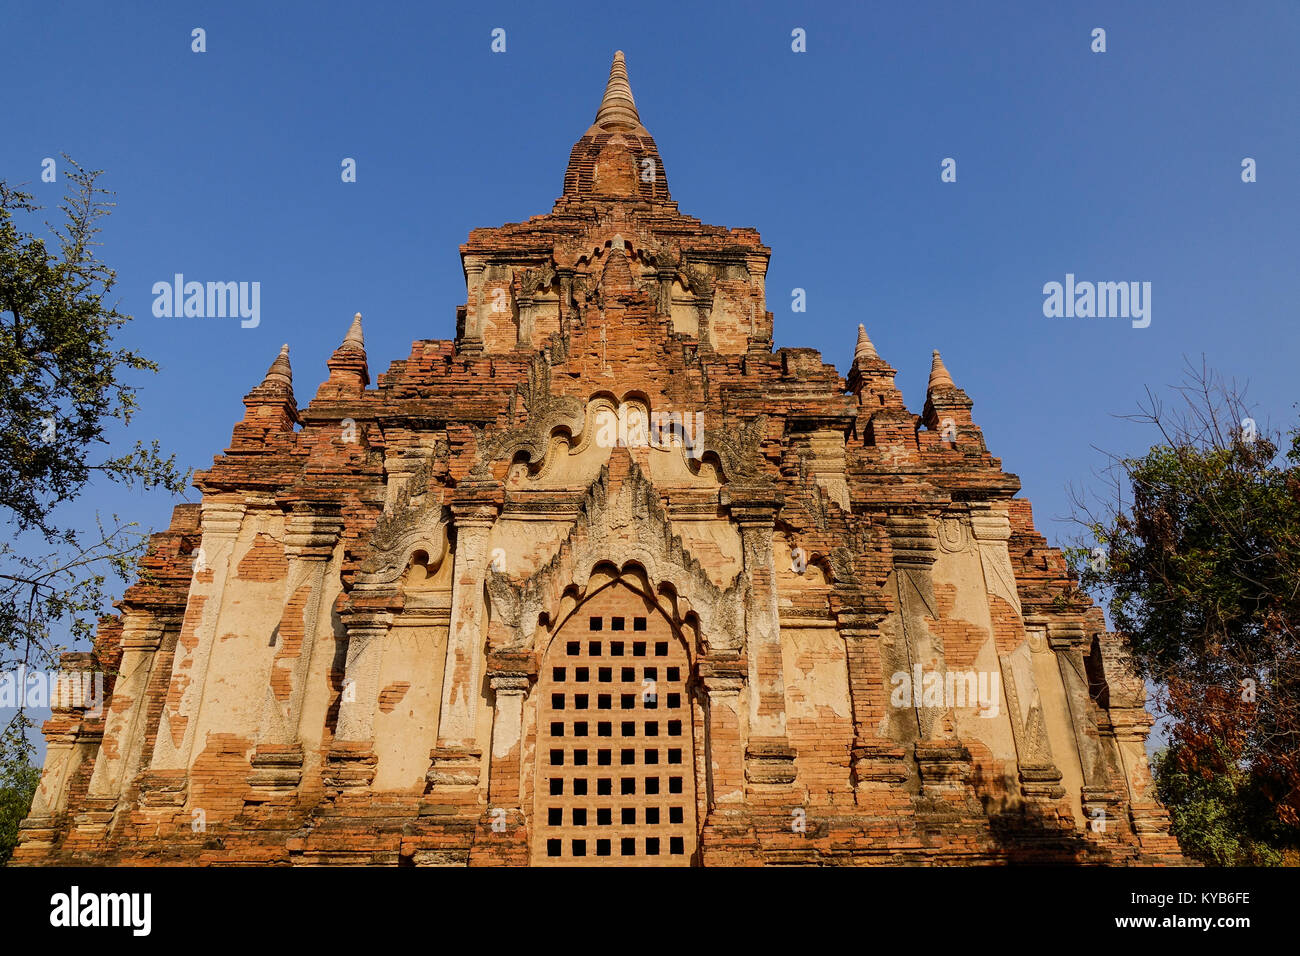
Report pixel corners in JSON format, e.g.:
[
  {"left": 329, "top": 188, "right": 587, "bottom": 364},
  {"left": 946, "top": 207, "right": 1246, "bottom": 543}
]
[{"left": 17, "top": 52, "right": 1181, "bottom": 866}]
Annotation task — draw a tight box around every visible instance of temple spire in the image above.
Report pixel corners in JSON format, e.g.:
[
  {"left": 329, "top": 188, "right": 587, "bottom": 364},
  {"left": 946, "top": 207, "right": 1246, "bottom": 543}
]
[
  {"left": 562, "top": 49, "right": 668, "bottom": 202},
  {"left": 324, "top": 313, "right": 370, "bottom": 392},
  {"left": 263, "top": 343, "right": 293, "bottom": 388},
  {"left": 928, "top": 349, "right": 955, "bottom": 392},
  {"left": 593, "top": 50, "right": 642, "bottom": 131},
  {"left": 235, "top": 342, "right": 298, "bottom": 442},
  {"left": 854, "top": 323, "right": 878, "bottom": 363},
  {"left": 341, "top": 312, "right": 365, "bottom": 351}
]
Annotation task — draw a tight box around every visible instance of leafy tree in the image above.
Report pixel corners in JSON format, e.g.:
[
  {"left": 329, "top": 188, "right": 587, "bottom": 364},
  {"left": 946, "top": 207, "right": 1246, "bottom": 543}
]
[
  {"left": 1070, "top": 359, "right": 1300, "bottom": 865},
  {"left": 1152, "top": 738, "right": 1289, "bottom": 866},
  {"left": 0, "top": 715, "right": 40, "bottom": 865},
  {"left": 0, "top": 157, "right": 189, "bottom": 861}
]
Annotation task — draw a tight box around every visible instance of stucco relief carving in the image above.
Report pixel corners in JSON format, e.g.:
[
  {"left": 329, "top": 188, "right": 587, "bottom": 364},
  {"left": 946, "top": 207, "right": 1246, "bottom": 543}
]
[
  {"left": 469, "top": 354, "right": 585, "bottom": 480},
  {"left": 1000, "top": 643, "right": 1055, "bottom": 766},
  {"left": 1026, "top": 624, "right": 1048, "bottom": 655},
  {"left": 679, "top": 261, "right": 715, "bottom": 302},
  {"left": 970, "top": 511, "right": 1023, "bottom": 615},
  {"left": 485, "top": 391, "right": 719, "bottom": 490},
  {"left": 937, "top": 516, "right": 971, "bottom": 554},
  {"left": 520, "top": 263, "right": 557, "bottom": 297},
  {"left": 704, "top": 413, "right": 767, "bottom": 480},
  {"left": 486, "top": 462, "right": 748, "bottom": 658},
  {"left": 357, "top": 497, "right": 450, "bottom": 589},
  {"left": 469, "top": 359, "right": 768, "bottom": 493}
]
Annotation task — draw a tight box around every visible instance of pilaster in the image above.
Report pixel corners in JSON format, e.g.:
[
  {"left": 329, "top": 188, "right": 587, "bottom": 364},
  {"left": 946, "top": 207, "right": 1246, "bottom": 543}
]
[
  {"left": 323, "top": 608, "right": 393, "bottom": 792},
  {"left": 425, "top": 480, "right": 502, "bottom": 798},
  {"left": 247, "top": 505, "right": 344, "bottom": 800},
  {"left": 695, "top": 653, "right": 758, "bottom": 861},
  {"left": 840, "top": 613, "right": 910, "bottom": 798},
  {"left": 140, "top": 499, "right": 246, "bottom": 806},
  {"left": 84, "top": 616, "right": 166, "bottom": 808},
  {"left": 25, "top": 657, "right": 104, "bottom": 829},
  {"left": 730, "top": 488, "right": 796, "bottom": 795},
  {"left": 971, "top": 508, "right": 1065, "bottom": 801},
  {"left": 887, "top": 514, "right": 944, "bottom": 736},
  {"left": 460, "top": 259, "right": 486, "bottom": 355},
  {"left": 468, "top": 651, "right": 536, "bottom": 865},
  {"left": 1049, "top": 618, "right": 1102, "bottom": 786}
]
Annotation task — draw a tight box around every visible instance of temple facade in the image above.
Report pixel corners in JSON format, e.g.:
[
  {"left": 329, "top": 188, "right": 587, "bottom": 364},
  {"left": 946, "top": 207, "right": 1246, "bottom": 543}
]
[{"left": 17, "top": 52, "right": 1181, "bottom": 866}]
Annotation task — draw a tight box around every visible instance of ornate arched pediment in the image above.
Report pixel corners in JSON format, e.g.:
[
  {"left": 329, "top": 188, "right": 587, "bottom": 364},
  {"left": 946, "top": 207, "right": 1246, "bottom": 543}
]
[
  {"left": 468, "top": 354, "right": 585, "bottom": 479},
  {"left": 355, "top": 497, "right": 451, "bottom": 589},
  {"left": 571, "top": 230, "right": 650, "bottom": 270},
  {"left": 472, "top": 362, "right": 749, "bottom": 488},
  {"left": 520, "top": 262, "right": 557, "bottom": 297},
  {"left": 486, "top": 461, "right": 747, "bottom": 656}
]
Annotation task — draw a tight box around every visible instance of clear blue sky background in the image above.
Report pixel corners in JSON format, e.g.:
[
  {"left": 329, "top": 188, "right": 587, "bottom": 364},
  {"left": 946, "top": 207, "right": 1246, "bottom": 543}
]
[{"left": 4, "top": 1, "right": 1298, "bottom": 756}]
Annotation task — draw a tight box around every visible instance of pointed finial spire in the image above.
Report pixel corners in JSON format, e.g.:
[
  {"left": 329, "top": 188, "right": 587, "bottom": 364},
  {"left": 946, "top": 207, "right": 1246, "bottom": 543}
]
[
  {"left": 928, "top": 349, "right": 955, "bottom": 392},
  {"left": 263, "top": 343, "right": 292, "bottom": 387},
  {"left": 325, "top": 315, "right": 370, "bottom": 392},
  {"left": 341, "top": 312, "right": 365, "bottom": 351},
  {"left": 854, "top": 323, "right": 878, "bottom": 362},
  {"left": 593, "top": 50, "right": 641, "bottom": 131}
]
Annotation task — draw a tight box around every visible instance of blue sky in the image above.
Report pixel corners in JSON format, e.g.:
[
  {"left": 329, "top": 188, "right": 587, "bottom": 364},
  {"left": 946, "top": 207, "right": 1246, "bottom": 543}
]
[{"left": 4, "top": 1, "right": 1299, "bottom": 753}]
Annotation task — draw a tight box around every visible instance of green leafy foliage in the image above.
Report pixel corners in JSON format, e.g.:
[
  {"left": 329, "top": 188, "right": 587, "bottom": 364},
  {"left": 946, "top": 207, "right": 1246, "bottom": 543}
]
[
  {"left": 0, "top": 714, "right": 40, "bottom": 865},
  {"left": 1072, "top": 361, "right": 1300, "bottom": 864},
  {"left": 1153, "top": 745, "right": 1290, "bottom": 866},
  {"left": 0, "top": 159, "right": 189, "bottom": 863}
]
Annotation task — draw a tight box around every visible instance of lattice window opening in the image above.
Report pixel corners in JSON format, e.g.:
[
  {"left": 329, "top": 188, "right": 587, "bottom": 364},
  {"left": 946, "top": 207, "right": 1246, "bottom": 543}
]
[{"left": 532, "top": 581, "right": 696, "bottom": 865}]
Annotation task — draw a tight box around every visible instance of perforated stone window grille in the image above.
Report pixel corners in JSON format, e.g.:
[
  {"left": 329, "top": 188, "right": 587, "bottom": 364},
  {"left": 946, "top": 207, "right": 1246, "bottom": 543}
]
[{"left": 534, "top": 586, "right": 694, "bottom": 866}]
